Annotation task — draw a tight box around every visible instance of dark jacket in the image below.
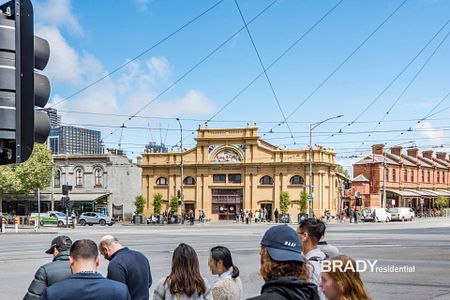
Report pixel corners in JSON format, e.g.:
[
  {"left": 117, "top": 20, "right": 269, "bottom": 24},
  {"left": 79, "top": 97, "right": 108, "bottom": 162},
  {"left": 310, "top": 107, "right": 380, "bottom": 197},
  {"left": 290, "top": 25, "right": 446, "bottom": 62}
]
[
  {"left": 247, "top": 276, "right": 320, "bottom": 300},
  {"left": 43, "top": 272, "right": 131, "bottom": 300},
  {"left": 107, "top": 247, "right": 152, "bottom": 300},
  {"left": 24, "top": 251, "right": 72, "bottom": 300}
]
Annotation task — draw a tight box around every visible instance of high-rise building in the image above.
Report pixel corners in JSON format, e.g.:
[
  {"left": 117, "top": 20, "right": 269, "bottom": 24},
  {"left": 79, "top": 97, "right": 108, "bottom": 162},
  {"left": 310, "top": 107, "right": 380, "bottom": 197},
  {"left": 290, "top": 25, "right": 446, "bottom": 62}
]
[
  {"left": 41, "top": 108, "right": 61, "bottom": 128},
  {"left": 49, "top": 126, "right": 102, "bottom": 155}
]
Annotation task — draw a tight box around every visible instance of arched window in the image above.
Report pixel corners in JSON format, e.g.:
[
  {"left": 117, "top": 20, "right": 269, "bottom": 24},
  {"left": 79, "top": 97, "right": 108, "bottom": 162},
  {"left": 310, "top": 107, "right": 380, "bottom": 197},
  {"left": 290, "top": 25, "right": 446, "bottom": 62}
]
[
  {"left": 260, "top": 176, "right": 273, "bottom": 185},
  {"left": 290, "top": 175, "right": 305, "bottom": 185},
  {"left": 94, "top": 168, "right": 103, "bottom": 187},
  {"left": 183, "top": 176, "right": 196, "bottom": 185},
  {"left": 54, "top": 170, "right": 61, "bottom": 188},
  {"left": 75, "top": 168, "right": 83, "bottom": 187},
  {"left": 156, "top": 177, "right": 168, "bottom": 185}
]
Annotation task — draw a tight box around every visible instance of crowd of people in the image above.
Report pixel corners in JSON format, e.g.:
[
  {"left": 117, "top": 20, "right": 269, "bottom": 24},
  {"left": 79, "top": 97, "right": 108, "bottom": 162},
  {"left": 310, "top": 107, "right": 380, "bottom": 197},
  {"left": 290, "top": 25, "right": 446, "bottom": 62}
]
[{"left": 23, "top": 218, "right": 372, "bottom": 300}]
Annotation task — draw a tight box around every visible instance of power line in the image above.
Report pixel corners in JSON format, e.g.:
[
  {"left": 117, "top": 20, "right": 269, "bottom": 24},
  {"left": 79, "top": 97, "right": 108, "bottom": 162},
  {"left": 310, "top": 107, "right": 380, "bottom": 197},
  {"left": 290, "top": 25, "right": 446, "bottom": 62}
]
[
  {"left": 49, "top": 0, "right": 225, "bottom": 108},
  {"left": 234, "top": 0, "right": 296, "bottom": 144},
  {"left": 266, "top": 0, "right": 409, "bottom": 135}
]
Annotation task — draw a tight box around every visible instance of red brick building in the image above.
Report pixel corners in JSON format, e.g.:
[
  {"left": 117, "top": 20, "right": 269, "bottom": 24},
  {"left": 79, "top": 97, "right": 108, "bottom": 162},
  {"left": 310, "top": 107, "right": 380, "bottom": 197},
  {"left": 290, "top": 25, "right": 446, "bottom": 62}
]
[{"left": 352, "top": 144, "right": 450, "bottom": 209}]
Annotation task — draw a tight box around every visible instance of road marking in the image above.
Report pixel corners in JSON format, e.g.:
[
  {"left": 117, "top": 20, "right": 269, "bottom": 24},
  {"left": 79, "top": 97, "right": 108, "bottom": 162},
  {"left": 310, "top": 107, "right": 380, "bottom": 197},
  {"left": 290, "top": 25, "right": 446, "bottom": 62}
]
[{"left": 339, "top": 244, "right": 401, "bottom": 248}]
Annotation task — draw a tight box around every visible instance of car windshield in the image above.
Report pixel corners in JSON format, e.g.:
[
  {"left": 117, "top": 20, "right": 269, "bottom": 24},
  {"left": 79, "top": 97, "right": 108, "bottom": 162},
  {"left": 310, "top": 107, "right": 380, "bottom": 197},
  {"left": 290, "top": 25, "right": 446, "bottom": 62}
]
[
  {"left": 390, "top": 208, "right": 398, "bottom": 213},
  {"left": 55, "top": 212, "right": 66, "bottom": 217}
]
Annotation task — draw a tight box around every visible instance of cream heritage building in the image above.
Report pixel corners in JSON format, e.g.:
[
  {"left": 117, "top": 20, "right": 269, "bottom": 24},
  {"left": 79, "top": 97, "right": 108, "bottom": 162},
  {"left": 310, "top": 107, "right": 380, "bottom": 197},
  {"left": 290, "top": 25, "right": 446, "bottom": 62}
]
[{"left": 139, "top": 126, "right": 340, "bottom": 221}]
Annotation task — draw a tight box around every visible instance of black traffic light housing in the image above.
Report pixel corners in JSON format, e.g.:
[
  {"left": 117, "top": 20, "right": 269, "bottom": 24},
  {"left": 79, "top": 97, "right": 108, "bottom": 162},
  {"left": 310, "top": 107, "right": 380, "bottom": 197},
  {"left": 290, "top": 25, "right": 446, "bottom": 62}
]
[
  {"left": 0, "top": 0, "right": 51, "bottom": 165},
  {"left": 62, "top": 184, "right": 72, "bottom": 196}
]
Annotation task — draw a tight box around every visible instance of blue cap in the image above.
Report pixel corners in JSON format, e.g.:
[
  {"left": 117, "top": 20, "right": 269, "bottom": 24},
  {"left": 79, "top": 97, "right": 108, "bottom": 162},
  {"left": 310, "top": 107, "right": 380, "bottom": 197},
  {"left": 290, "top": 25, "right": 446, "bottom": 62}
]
[{"left": 261, "top": 225, "right": 304, "bottom": 263}]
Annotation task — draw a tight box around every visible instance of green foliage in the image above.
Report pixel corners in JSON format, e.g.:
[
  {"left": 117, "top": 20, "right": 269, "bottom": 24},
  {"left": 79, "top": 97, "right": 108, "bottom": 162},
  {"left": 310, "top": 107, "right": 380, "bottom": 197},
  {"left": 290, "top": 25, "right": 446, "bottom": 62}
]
[
  {"left": 279, "top": 191, "right": 291, "bottom": 214},
  {"left": 169, "top": 195, "right": 179, "bottom": 214},
  {"left": 152, "top": 193, "right": 163, "bottom": 215},
  {"left": 436, "top": 195, "right": 448, "bottom": 209},
  {"left": 299, "top": 191, "right": 308, "bottom": 213},
  {"left": 336, "top": 165, "right": 351, "bottom": 178},
  {"left": 134, "top": 195, "right": 145, "bottom": 215}
]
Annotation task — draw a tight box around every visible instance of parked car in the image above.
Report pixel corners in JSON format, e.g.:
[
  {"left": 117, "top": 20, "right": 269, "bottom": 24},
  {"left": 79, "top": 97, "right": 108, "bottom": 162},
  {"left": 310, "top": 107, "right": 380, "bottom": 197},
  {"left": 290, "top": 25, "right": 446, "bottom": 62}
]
[
  {"left": 78, "top": 212, "right": 114, "bottom": 226},
  {"left": 361, "top": 207, "right": 374, "bottom": 222},
  {"left": 389, "top": 207, "right": 414, "bottom": 221},
  {"left": 370, "top": 208, "right": 391, "bottom": 222},
  {"left": 30, "top": 211, "right": 72, "bottom": 227}
]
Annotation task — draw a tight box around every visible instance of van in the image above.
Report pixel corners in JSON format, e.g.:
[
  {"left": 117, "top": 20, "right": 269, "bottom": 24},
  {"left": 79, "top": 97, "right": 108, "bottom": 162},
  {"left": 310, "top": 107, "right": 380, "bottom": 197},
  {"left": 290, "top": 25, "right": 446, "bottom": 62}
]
[
  {"left": 29, "top": 211, "right": 72, "bottom": 227},
  {"left": 371, "top": 208, "right": 391, "bottom": 222},
  {"left": 389, "top": 207, "right": 413, "bottom": 221}
]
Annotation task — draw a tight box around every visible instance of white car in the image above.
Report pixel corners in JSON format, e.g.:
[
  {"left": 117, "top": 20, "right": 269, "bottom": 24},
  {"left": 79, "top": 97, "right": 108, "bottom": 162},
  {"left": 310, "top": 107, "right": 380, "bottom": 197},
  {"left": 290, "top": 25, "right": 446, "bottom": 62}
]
[
  {"left": 389, "top": 207, "right": 414, "bottom": 221},
  {"left": 371, "top": 208, "right": 391, "bottom": 222}
]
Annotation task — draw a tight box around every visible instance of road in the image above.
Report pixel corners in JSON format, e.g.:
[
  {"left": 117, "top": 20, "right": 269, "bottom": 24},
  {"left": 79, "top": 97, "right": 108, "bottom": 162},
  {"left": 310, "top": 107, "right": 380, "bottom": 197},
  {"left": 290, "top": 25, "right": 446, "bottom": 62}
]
[{"left": 1, "top": 218, "right": 449, "bottom": 300}]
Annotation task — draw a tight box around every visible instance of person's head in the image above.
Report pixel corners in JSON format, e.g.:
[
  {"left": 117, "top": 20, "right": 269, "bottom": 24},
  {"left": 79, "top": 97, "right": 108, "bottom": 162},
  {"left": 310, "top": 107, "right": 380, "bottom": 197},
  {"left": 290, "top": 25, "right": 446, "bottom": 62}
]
[
  {"left": 259, "top": 225, "right": 309, "bottom": 282},
  {"left": 45, "top": 235, "right": 72, "bottom": 257},
  {"left": 69, "top": 239, "right": 99, "bottom": 274},
  {"left": 209, "top": 246, "right": 239, "bottom": 278},
  {"left": 320, "top": 255, "right": 372, "bottom": 300},
  {"left": 317, "top": 219, "right": 327, "bottom": 241},
  {"left": 99, "top": 235, "right": 123, "bottom": 260},
  {"left": 297, "top": 218, "right": 323, "bottom": 252},
  {"left": 166, "top": 243, "right": 206, "bottom": 297}
]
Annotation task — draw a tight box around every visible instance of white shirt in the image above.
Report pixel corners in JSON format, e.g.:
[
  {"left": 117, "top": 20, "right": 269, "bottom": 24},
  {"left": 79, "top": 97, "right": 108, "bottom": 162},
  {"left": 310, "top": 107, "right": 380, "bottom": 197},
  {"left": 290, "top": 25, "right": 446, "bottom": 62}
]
[{"left": 304, "top": 247, "right": 327, "bottom": 300}]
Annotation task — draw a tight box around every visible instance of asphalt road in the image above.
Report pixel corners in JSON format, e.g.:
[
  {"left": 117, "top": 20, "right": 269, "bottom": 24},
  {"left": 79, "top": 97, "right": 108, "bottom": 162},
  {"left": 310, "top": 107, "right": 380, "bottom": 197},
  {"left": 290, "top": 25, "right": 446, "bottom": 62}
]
[{"left": 1, "top": 218, "right": 449, "bottom": 300}]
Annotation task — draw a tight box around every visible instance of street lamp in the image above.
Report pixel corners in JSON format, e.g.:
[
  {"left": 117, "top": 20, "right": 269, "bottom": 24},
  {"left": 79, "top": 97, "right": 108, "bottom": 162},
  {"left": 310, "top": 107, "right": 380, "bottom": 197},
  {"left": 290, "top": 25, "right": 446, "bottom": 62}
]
[
  {"left": 175, "top": 118, "right": 185, "bottom": 224},
  {"left": 309, "top": 114, "right": 344, "bottom": 218}
]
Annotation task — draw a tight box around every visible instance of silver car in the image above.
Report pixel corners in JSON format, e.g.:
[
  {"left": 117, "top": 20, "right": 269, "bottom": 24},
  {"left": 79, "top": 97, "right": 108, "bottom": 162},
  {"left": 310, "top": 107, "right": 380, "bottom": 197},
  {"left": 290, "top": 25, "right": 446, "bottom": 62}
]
[{"left": 78, "top": 212, "right": 114, "bottom": 226}]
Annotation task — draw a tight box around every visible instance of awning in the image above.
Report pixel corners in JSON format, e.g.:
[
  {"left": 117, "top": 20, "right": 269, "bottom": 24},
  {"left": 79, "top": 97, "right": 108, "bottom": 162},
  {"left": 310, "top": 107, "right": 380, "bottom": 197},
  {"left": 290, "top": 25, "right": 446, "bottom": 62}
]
[
  {"left": 386, "top": 189, "right": 421, "bottom": 197},
  {"left": 40, "top": 193, "right": 111, "bottom": 202},
  {"left": 435, "top": 189, "right": 450, "bottom": 196},
  {"left": 411, "top": 190, "right": 439, "bottom": 197}
]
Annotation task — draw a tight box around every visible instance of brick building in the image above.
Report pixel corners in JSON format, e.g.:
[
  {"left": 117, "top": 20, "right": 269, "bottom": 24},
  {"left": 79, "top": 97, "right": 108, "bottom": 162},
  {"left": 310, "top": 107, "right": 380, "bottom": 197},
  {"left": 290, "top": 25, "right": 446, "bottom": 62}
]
[{"left": 352, "top": 144, "right": 450, "bottom": 209}]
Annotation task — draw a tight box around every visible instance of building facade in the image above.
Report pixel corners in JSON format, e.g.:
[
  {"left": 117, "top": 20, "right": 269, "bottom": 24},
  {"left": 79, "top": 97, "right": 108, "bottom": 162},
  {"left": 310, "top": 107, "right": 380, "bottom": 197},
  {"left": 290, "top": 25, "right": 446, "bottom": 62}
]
[
  {"left": 139, "top": 126, "right": 340, "bottom": 221},
  {"left": 352, "top": 144, "right": 450, "bottom": 209},
  {"left": 48, "top": 126, "right": 103, "bottom": 155}
]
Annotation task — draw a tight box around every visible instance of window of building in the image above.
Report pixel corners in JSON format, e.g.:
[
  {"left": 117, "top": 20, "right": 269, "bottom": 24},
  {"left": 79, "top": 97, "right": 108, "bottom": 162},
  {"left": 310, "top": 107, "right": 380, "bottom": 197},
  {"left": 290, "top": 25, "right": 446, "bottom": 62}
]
[
  {"left": 290, "top": 175, "right": 305, "bottom": 185},
  {"left": 94, "top": 168, "right": 103, "bottom": 187},
  {"left": 392, "top": 169, "right": 396, "bottom": 182},
  {"left": 437, "top": 172, "right": 440, "bottom": 183},
  {"left": 427, "top": 171, "right": 431, "bottom": 183},
  {"left": 422, "top": 170, "right": 425, "bottom": 182},
  {"left": 213, "top": 174, "right": 226, "bottom": 183},
  {"left": 410, "top": 171, "right": 414, "bottom": 182},
  {"left": 183, "top": 176, "right": 196, "bottom": 185},
  {"left": 156, "top": 177, "right": 168, "bottom": 185},
  {"left": 54, "top": 170, "right": 61, "bottom": 188},
  {"left": 404, "top": 169, "right": 408, "bottom": 182},
  {"left": 75, "top": 169, "right": 83, "bottom": 187},
  {"left": 228, "top": 174, "right": 241, "bottom": 183},
  {"left": 260, "top": 175, "right": 274, "bottom": 185}
]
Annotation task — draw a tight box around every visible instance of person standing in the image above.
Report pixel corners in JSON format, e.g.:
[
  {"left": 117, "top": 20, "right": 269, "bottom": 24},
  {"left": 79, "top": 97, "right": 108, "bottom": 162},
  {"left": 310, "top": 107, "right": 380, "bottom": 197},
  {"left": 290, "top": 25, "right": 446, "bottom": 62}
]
[
  {"left": 44, "top": 239, "right": 130, "bottom": 300},
  {"left": 24, "top": 236, "right": 73, "bottom": 300},
  {"left": 247, "top": 225, "right": 319, "bottom": 300},
  {"left": 317, "top": 220, "right": 339, "bottom": 259},
  {"left": 99, "top": 235, "right": 152, "bottom": 300},
  {"left": 274, "top": 209, "right": 279, "bottom": 223},
  {"left": 153, "top": 243, "right": 212, "bottom": 300},
  {"left": 208, "top": 246, "right": 242, "bottom": 300}
]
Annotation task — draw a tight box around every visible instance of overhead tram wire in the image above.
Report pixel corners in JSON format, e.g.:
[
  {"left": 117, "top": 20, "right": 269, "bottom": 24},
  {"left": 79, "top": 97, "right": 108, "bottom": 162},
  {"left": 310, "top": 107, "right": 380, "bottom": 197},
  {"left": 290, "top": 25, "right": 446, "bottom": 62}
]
[
  {"left": 354, "top": 30, "right": 450, "bottom": 152},
  {"left": 265, "top": 0, "right": 409, "bottom": 137},
  {"left": 322, "top": 17, "right": 450, "bottom": 144},
  {"left": 49, "top": 0, "right": 225, "bottom": 108},
  {"left": 102, "top": 0, "right": 280, "bottom": 142},
  {"left": 234, "top": 0, "right": 296, "bottom": 144},
  {"left": 207, "top": 0, "right": 345, "bottom": 122}
]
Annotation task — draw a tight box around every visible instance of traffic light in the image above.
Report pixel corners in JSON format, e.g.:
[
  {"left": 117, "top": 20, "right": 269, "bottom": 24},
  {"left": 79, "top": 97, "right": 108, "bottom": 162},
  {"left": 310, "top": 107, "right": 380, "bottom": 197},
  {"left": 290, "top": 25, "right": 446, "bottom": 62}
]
[
  {"left": 0, "top": 0, "right": 51, "bottom": 165},
  {"left": 62, "top": 184, "right": 72, "bottom": 196}
]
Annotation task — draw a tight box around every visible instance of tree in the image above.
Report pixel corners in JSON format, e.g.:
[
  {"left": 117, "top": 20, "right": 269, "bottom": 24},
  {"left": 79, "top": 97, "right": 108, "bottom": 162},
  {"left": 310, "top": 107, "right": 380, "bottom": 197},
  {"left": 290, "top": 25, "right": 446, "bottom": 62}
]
[
  {"left": 436, "top": 195, "right": 448, "bottom": 209},
  {"left": 153, "top": 193, "right": 163, "bottom": 215},
  {"left": 299, "top": 191, "right": 308, "bottom": 213},
  {"left": 134, "top": 195, "right": 145, "bottom": 215},
  {"left": 169, "top": 195, "right": 180, "bottom": 214},
  {"left": 0, "top": 144, "right": 52, "bottom": 211},
  {"left": 336, "top": 165, "right": 351, "bottom": 178},
  {"left": 279, "top": 191, "right": 291, "bottom": 215}
]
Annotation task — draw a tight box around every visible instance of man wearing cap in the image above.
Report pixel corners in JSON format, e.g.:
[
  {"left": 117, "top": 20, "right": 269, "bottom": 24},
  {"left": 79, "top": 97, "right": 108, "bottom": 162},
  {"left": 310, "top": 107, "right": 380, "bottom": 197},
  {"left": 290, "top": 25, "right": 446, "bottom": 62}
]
[
  {"left": 247, "top": 224, "right": 320, "bottom": 300},
  {"left": 24, "top": 235, "right": 73, "bottom": 300}
]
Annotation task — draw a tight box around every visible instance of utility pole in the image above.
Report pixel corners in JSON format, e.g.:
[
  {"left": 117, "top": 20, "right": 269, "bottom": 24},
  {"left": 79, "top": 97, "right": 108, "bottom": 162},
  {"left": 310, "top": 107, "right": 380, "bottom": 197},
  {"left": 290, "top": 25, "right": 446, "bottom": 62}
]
[
  {"left": 382, "top": 151, "right": 387, "bottom": 208},
  {"left": 176, "top": 118, "right": 184, "bottom": 224},
  {"left": 50, "top": 156, "right": 54, "bottom": 211},
  {"left": 37, "top": 188, "right": 41, "bottom": 229}
]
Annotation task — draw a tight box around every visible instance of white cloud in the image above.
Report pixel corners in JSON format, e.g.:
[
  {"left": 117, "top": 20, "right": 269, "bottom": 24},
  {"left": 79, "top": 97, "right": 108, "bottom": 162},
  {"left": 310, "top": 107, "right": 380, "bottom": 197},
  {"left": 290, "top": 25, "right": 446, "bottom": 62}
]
[
  {"left": 145, "top": 56, "right": 170, "bottom": 81},
  {"left": 415, "top": 121, "right": 445, "bottom": 145},
  {"left": 35, "top": 0, "right": 83, "bottom": 37},
  {"left": 134, "top": 0, "right": 150, "bottom": 11}
]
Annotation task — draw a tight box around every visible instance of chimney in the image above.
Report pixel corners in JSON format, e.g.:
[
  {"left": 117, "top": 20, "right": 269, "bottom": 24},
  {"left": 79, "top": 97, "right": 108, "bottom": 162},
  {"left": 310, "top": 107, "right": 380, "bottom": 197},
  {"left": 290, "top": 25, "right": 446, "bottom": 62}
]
[
  {"left": 391, "top": 146, "right": 402, "bottom": 157},
  {"left": 372, "top": 144, "right": 385, "bottom": 155},
  {"left": 436, "top": 152, "right": 446, "bottom": 160},
  {"left": 422, "top": 150, "right": 433, "bottom": 160},
  {"left": 407, "top": 148, "right": 418, "bottom": 159}
]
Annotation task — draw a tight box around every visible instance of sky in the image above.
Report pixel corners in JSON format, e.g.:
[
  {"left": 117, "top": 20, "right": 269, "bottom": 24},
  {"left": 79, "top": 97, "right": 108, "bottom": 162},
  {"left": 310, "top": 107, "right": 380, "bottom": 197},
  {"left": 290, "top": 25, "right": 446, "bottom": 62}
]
[{"left": 34, "top": 0, "right": 450, "bottom": 172}]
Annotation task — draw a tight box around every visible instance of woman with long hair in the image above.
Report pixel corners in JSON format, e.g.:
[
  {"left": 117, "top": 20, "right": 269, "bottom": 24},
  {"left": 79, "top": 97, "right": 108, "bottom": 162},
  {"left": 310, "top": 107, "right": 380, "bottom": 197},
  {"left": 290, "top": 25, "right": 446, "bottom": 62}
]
[
  {"left": 208, "top": 246, "right": 242, "bottom": 300},
  {"left": 320, "top": 255, "right": 372, "bottom": 300},
  {"left": 153, "top": 243, "right": 212, "bottom": 300}
]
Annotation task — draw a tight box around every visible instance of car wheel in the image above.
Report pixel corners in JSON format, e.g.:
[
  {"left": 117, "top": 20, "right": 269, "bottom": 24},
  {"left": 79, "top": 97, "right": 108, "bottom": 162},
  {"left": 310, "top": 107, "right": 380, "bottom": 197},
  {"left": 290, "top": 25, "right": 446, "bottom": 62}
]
[
  {"left": 58, "top": 221, "right": 64, "bottom": 227},
  {"left": 79, "top": 219, "right": 86, "bottom": 226},
  {"left": 107, "top": 223, "right": 113, "bottom": 226},
  {"left": 40, "top": 221, "right": 44, "bottom": 226},
  {"left": 99, "top": 219, "right": 106, "bottom": 226}
]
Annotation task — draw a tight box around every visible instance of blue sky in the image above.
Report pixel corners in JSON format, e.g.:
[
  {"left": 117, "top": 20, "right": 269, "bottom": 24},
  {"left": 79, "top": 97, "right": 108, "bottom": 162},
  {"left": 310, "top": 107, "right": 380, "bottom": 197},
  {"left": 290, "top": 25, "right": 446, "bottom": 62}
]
[{"left": 34, "top": 0, "right": 450, "bottom": 171}]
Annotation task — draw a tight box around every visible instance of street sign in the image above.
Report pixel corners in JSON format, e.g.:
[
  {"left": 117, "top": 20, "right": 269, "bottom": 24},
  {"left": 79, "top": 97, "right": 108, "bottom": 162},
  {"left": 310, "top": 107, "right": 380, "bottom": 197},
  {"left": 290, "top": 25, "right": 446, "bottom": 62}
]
[{"left": 308, "top": 193, "right": 313, "bottom": 203}]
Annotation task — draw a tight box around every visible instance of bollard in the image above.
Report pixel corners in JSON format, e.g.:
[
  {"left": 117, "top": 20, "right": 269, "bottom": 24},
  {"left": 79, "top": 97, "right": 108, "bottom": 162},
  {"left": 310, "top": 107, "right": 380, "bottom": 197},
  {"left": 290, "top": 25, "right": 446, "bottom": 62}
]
[
  {"left": 1, "top": 218, "right": 5, "bottom": 233},
  {"left": 14, "top": 217, "right": 19, "bottom": 233}
]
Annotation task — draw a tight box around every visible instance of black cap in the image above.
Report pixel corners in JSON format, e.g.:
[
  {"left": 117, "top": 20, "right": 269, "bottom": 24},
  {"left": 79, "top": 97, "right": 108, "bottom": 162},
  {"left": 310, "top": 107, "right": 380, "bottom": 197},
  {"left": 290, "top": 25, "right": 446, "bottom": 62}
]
[
  {"left": 45, "top": 235, "right": 72, "bottom": 254},
  {"left": 261, "top": 225, "right": 304, "bottom": 263}
]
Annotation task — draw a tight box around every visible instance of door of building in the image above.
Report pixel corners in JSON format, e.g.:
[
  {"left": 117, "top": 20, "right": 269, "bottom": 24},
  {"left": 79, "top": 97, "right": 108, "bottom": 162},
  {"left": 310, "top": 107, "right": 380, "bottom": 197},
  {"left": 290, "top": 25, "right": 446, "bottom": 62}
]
[
  {"left": 212, "top": 189, "right": 243, "bottom": 220},
  {"left": 260, "top": 203, "right": 273, "bottom": 221}
]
